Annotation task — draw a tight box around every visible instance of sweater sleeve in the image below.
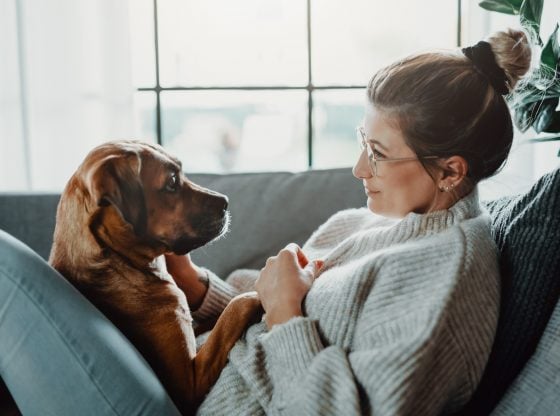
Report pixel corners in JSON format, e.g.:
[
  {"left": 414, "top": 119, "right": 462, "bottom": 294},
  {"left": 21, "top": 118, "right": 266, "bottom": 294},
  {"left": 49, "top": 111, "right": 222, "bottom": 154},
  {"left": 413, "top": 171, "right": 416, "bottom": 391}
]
[
  {"left": 190, "top": 268, "right": 242, "bottom": 323},
  {"left": 191, "top": 268, "right": 260, "bottom": 323},
  {"left": 260, "top": 309, "right": 472, "bottom": 415}
]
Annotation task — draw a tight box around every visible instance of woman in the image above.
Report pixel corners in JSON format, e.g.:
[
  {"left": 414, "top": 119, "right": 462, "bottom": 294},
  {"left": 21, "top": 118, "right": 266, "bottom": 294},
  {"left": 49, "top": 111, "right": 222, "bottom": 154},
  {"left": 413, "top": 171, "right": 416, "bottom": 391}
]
[
  {"left": 0, "top": 29, "right": 531, "bottom": 415},
  {"left": 165, "top": 28, "right": 532, "bottom": 415}
]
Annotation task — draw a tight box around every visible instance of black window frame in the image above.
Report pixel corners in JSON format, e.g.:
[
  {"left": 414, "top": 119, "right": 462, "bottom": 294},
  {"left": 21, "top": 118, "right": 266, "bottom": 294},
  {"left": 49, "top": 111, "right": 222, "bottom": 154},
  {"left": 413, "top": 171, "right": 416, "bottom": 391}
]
[{"left": 138, "top": 0, "right": 463, "bottom": 168}]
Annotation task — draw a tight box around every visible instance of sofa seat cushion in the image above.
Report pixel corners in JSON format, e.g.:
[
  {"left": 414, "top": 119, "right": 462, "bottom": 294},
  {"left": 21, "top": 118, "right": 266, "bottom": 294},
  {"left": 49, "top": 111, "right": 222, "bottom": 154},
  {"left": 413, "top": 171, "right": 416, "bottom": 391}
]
[{"left": 461, "top": 167, "right": 560, "bottom": 415}]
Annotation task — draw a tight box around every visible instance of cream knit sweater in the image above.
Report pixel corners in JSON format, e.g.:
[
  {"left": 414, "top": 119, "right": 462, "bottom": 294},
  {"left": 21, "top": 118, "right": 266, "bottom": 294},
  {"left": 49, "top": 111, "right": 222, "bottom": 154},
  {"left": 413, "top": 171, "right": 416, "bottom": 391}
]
[{"left": 192, "top": 188, "right": 500, "bottom": 416}]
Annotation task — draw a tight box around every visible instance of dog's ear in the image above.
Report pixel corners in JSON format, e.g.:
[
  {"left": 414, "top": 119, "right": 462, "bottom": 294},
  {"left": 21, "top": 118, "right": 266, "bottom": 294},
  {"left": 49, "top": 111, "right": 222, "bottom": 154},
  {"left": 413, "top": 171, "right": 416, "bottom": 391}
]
[{"left": 86, "top": 153, "right": 147, "bottom": 235}]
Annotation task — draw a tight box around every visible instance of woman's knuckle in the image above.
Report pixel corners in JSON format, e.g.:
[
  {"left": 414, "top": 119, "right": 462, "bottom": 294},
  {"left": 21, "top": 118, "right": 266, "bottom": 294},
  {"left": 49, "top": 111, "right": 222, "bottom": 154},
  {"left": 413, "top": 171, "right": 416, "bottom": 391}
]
[{"left": 286, "top": 243, "right": 298, "bottom": 251}]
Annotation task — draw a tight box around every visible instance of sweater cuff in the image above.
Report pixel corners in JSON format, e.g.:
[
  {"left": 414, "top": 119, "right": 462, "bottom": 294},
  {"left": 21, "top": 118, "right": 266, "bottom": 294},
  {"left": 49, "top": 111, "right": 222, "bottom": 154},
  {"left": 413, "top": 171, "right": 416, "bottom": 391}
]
[
  {"left": 191, "top": 268, "right": 241, "bottom": 323},
  {"left": 261, "top": 317, "right": 324, "bottom": 378}
]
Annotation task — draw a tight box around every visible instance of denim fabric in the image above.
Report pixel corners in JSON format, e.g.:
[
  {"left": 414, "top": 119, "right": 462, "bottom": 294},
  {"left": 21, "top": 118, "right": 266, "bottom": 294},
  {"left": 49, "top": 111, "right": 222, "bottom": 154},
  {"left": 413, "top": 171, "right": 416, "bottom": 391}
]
[{"left": 0, "top": 230, "right": 180, "bottom": 416}]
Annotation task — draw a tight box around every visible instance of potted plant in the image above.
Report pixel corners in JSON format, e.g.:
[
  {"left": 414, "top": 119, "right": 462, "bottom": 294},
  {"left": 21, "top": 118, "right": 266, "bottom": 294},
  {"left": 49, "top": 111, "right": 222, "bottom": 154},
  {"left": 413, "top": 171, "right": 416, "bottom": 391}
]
[{"left": 479, "top": 0, "right": 560, "bottom": 151}]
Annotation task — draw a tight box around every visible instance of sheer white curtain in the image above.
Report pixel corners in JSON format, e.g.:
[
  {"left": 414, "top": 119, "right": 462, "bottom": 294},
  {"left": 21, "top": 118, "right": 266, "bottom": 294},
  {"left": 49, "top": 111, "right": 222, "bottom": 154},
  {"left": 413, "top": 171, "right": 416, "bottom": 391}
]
[{"left": 0, "top": 0, "right": 136, "bottom": 191}]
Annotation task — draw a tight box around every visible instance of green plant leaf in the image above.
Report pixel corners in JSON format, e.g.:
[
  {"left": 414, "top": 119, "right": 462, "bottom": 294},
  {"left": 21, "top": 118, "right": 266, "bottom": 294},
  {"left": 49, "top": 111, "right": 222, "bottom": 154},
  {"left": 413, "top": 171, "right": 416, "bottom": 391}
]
[
  {"left": 532, "top": 97, "right": 559, "bottom": 133},
  {"left": 543, "top": 111, "right": 560, "bottom": 133},
  {"left": 530, "top": 74, "right": 560, "bottom": 93},
  {"left": 525, "top": 135, "right": 560, "bottom": 143},
  {"left": 478, "top": 0, "right": 520, "bottom": 14},
  {"left": 520, "top": 0, "right": 544, "bottom": 44},
  {"left": 514, "top": 87, "right": 557, "bottom": 107},
  {"left": 512, "top": 79, "right": 560, "bottom": 108},
  {"left": 514, "top": 96, "right": 557, "bottom": 132},
  {"left": 541, "top": 24, "right": 560, "bottom": 72},
  {"left": 515, "top": 101, "right": 538, "bottom": 131}
]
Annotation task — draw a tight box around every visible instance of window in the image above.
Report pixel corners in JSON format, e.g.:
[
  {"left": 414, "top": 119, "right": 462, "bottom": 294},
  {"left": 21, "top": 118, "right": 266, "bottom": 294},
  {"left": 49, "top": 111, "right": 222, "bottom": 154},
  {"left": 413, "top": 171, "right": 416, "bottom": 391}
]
[
  {"left": 1, "top": 0, "right": 558, "bottom": 195},
  {"left": 134, "top": 0, "right": 458, "bottom": 173}
]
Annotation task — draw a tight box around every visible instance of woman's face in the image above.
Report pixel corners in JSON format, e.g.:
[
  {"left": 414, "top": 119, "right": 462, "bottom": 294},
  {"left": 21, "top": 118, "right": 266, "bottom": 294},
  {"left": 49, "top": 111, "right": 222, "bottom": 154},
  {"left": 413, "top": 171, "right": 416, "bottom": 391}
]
[{"left": 353, "top": 106, "right": 440, "bottom": 218}]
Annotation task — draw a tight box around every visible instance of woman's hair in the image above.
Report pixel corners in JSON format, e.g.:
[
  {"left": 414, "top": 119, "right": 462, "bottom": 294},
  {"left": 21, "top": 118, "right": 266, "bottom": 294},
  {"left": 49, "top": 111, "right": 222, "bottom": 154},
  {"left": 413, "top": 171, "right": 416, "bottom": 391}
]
[{"left": 367, "top": 28, "right": 532, "bottom": 185}]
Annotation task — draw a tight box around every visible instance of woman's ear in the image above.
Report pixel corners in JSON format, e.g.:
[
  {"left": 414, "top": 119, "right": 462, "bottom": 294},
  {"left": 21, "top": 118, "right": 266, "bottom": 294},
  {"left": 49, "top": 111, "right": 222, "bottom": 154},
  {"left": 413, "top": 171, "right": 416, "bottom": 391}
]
[{"left": 438, "top": 155, "right": 469, "bottom": 187}]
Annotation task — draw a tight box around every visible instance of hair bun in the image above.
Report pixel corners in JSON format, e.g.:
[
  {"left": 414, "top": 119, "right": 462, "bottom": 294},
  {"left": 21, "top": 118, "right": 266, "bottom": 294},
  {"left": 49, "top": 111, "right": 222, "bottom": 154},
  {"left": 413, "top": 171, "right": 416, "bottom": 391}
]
[{"left": 487, "top": 28, "right": 532, "bottom": 91}]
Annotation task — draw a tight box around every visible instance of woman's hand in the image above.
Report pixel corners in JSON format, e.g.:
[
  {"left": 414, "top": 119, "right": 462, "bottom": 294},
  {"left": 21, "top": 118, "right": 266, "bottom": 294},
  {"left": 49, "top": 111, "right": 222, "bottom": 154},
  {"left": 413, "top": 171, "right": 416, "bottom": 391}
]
[
  {"left": 255, "top": 243, "right": 323, "bottom": 329},
  {"left": 164, "top": 253, "right": 208, "bottom": 310}
]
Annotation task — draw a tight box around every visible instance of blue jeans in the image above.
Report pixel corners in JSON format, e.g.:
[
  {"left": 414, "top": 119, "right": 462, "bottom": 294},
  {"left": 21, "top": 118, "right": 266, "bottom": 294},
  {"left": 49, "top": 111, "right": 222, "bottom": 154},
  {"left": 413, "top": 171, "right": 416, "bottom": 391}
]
[{"left": 0, "top": 230, "right": 181, "bottom": 416}]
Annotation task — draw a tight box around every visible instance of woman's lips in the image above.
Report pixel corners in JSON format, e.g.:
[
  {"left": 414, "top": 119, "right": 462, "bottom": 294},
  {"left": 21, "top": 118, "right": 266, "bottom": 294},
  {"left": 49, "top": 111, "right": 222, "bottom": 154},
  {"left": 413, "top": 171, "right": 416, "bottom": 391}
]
[{"left": 364, "top": 188, "right": 379, "bottom": 196}]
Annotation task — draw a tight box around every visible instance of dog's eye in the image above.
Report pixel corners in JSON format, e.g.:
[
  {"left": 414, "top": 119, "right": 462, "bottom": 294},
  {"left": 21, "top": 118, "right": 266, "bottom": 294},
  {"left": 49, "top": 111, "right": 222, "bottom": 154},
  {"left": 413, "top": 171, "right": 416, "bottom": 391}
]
[{"left": 165, "top": 173, "right": 180, "bottom": 192}]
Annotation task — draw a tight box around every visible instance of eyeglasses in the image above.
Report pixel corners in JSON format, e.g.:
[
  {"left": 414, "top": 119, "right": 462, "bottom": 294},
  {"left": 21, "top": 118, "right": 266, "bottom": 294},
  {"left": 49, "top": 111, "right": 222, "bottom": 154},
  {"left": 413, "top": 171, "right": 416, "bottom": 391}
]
[{"left": 356, "top": 126, "right": 439, "bottom": 177}]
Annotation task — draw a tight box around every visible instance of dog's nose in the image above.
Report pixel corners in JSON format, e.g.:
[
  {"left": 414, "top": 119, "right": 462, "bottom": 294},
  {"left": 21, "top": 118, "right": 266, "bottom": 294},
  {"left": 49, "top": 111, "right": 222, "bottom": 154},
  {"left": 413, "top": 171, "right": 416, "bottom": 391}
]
[
  {"left": 218, "top": 195, "right": 229, "bottom": 212},
  {"left": 197, "top": 188, "right": 229, "bottom": 213}
]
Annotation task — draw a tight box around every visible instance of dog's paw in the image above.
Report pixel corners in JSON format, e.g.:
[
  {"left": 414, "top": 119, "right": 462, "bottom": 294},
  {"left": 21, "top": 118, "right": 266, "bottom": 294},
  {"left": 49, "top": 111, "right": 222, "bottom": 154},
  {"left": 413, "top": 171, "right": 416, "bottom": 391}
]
[{"left": 229, "top": 291, "right": 264, "bottom": 322}]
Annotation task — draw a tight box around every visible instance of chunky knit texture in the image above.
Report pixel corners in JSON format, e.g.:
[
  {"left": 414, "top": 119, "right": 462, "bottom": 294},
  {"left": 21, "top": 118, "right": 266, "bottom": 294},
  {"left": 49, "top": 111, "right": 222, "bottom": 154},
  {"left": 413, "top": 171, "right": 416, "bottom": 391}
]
[
  {"left": 460, "top": 167, "right": 560, "bottom": 416},
  {"left": 492, "top": 297, "right": 560, "bottom": 415},
  {"left": 192, "top": 189, "right": 500, "bottom": 416}
]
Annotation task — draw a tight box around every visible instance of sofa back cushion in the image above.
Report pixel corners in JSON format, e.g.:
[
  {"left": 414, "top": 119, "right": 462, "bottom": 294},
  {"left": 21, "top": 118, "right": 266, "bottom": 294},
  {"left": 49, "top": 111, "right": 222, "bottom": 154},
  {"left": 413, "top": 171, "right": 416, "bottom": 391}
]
[
  {"left": 0, "top": 193, "right": 60, "bottom": 260},
  {"left": 0, "top": 169, "right": 365, "bottom": 271},
  {"left": 188, "top": 168, "right": 365, "bottom": 277},
  {"left": 462, "top": 167, "right": 560, "bottom": 415}
]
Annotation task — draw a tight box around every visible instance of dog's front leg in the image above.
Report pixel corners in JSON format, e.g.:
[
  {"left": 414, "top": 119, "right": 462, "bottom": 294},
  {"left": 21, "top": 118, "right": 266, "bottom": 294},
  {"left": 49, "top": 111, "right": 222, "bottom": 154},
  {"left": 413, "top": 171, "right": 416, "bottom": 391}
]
[{"left": 191, "top": 292, "right": 263, "bottom": 401}]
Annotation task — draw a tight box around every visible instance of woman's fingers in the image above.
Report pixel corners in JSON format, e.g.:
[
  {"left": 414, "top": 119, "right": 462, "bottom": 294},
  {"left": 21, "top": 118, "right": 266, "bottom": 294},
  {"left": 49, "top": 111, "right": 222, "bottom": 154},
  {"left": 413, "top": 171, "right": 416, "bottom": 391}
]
[
  {"left": 282, "top": 243, "right": 309, "bottom": 268},
  {"left": 304, "top": 259, "right": 324, "bottom": 280},
  {"left": 295, "top": 247, "right": 309, "bottom": 268}
]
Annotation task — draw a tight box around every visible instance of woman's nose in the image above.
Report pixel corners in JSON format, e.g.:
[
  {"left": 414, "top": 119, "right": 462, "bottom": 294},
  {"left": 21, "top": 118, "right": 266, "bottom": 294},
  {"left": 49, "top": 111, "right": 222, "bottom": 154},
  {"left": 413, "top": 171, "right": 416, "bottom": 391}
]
[{"left": 353, "top": 149, "right": 373, "bottom": 180}]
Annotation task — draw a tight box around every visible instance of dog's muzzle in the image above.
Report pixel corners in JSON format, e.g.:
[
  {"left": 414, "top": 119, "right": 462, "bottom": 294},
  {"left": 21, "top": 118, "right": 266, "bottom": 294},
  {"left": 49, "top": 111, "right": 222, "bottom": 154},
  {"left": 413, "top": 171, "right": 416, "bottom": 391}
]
[{"left": 170, "top": 210, "right": 230, "bottom": 255}]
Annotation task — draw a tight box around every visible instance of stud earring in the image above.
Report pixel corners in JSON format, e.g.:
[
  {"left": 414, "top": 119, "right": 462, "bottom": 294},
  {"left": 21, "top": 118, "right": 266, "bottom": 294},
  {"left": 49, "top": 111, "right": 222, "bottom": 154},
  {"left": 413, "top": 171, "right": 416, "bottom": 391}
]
[{"left": 441, "top": 183, "right": 455, "bottom": 193}]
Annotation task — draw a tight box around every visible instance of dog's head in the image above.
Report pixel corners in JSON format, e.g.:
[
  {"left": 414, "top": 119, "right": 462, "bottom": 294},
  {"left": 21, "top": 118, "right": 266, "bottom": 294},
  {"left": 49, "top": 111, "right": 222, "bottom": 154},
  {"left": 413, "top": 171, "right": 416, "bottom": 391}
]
[{"left": 74, "top": 140, "right": 229, "bottom": 260}]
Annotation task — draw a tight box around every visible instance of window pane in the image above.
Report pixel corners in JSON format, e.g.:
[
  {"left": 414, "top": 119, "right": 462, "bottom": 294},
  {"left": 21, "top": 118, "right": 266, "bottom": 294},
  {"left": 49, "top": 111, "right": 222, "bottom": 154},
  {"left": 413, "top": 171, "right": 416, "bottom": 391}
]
[
  {"left": 312, "top": 0, "right": 458, "bottom": 86},
  {"left": 133, "top": 92, "right": 157, "bottom": 143},
  {"left": 157, "top": 0, "right": 308, "bottom": 87},
  {"left": 161, "top": 90, "right": 308, "bottom": 172},
  {"left": 128, "top": 0, "right": 156, "bottom": 88},
  {"left": 462, "top": 1, "right": 518, "bottom": 47},
  {"left": 313, "top": 89, "right": 366, "bottom": 169}
]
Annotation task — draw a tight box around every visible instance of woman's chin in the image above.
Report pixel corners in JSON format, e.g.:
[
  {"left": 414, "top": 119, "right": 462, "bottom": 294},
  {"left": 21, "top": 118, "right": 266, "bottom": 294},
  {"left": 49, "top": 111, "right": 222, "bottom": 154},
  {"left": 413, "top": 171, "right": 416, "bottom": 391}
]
[
  {"left": 367, "top": 196, "right": 399, "bottom": 218},
  {"left": 366, "top": 196, "right": 379, "bottom": 214}
]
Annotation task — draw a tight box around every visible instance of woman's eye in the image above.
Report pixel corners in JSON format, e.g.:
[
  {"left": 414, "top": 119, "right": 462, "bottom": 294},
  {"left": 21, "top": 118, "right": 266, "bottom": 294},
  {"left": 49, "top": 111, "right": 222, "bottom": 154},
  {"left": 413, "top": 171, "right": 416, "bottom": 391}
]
[
  {"left": 165, "top": 173, "right": 179, "bottom": 192},
  {"left": 373, "top": 150, "right": 385, "bottom": 159}
]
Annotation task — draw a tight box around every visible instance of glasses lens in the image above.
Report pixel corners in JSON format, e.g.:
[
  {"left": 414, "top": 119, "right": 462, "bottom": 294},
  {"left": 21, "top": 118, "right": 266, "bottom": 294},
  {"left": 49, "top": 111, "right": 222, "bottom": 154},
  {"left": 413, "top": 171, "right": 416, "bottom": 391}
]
[
  {"left": 357, "top": 128, "right": 365, "bottom": 150},
  {"left": 357, "top": 127, "right": 376, "bottom": 176},
  {"left": 369, "top": 143, "right": 377, "bottom": 176}
]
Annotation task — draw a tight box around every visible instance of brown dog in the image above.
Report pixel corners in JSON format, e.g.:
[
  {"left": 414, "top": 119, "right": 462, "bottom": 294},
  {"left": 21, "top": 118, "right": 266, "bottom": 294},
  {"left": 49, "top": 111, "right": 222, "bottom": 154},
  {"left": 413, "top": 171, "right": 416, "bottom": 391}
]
[{"left": 49, "top": 140, "right": 262, "bottom": 415}]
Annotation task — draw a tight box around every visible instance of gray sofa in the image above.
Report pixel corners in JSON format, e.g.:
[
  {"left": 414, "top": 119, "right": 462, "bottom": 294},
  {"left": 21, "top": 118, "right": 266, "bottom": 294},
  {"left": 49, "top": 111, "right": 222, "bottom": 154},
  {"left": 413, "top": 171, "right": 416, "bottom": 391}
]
[{"left": 1, "top": 167, "right": 559, "bottom": 415}]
